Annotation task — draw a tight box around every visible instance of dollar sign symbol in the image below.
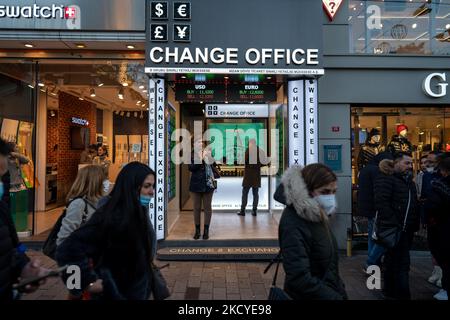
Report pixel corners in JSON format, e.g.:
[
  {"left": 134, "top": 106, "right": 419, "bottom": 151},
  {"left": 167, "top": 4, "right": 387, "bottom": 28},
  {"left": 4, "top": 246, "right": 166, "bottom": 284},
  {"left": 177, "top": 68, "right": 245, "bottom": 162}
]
[{"left": 155, "top": 3, "right": 164, "bottom": 17}]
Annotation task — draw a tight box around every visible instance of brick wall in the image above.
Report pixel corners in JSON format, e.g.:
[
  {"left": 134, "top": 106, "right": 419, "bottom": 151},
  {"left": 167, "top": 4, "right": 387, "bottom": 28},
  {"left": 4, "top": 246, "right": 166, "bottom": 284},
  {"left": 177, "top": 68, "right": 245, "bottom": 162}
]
[
  {"left": 57, "top": 92, "right": 96, "bottom": 203},
  {"left": 47, "top": 111, "right": 58, "bottom": 165}
]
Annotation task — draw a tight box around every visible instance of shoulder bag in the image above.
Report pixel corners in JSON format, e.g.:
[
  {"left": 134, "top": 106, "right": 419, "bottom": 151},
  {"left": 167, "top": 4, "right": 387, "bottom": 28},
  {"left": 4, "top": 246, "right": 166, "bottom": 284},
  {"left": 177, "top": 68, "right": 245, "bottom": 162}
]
[{"left": 372, "top": 189, "right": 411, "bottom": 249}]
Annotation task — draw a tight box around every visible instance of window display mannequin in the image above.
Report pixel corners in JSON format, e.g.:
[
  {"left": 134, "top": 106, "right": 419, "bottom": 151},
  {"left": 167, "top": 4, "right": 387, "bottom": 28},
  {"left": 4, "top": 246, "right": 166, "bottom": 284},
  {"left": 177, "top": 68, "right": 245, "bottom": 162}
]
[
  {"left": 357, "top": 128, "right": 383, "bottom": 169},
  {"left": 387, "top": 124, "right": 413, "bottom": 155},
  {"left": 92, "top": 145, "right": 111, "bottom": 178}
]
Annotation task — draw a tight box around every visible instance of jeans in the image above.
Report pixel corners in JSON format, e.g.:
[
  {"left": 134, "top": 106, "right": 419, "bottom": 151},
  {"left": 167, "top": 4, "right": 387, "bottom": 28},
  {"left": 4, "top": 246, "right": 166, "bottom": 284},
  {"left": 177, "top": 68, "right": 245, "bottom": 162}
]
[
  {"left": 367, "top": 217, "right": 386, "bottom": 266},
  {"left": 383, "top": 231, "right": 414, "bottom": 300},
  {"left": 240, "top": 187, "right": 259, "bottom": 213}
]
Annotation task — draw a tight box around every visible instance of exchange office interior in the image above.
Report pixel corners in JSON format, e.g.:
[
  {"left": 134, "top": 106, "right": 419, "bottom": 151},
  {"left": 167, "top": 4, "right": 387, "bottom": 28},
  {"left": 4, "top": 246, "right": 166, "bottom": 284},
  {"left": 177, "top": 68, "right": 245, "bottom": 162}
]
[{"left": 0, "top": 60, "right": 289, "bottom": 240}]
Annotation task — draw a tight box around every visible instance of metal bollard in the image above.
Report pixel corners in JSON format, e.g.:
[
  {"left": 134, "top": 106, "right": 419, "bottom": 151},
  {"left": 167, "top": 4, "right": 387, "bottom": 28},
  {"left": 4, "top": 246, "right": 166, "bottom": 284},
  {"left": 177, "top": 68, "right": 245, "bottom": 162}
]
[{"left": 346, "top": 228, "right": 352, "bottom": 257}]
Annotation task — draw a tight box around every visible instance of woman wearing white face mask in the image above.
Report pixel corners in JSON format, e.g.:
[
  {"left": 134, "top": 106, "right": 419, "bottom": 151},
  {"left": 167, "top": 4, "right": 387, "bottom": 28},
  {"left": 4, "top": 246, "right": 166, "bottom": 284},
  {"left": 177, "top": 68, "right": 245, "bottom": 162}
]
[{"left": 274, "top": 164, "right": 347, "bottom": 300}]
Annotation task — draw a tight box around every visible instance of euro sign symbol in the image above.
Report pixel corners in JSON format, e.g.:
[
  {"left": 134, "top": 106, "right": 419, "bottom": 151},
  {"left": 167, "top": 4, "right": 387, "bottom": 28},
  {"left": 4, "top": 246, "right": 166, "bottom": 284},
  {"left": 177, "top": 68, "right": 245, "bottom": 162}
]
[
  {"left": 154, "top": 26, "right": 164, "bottom": 39},
  {"left": 177, "top": 4, "right": 187, "bottom": 17},
  {"left": 176, "top": 26, "right": 187, "bottom": 39},
  {"left": 155, "top": 3, "right": 164, "bottom": 17}
]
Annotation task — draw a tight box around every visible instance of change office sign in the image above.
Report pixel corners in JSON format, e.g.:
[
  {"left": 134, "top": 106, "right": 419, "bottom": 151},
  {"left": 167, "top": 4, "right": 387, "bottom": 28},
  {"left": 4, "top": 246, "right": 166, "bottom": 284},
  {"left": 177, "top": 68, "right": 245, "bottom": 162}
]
[{"left": 145, "top": 0, "right": 323, "bottom": 75}]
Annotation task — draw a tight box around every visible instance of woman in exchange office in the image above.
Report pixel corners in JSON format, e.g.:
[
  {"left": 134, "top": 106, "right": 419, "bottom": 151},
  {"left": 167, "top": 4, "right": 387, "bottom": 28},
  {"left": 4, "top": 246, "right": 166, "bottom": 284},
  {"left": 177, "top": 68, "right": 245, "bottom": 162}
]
[{"left": 189, "top": 139, "right": 219, "bottom": 240}]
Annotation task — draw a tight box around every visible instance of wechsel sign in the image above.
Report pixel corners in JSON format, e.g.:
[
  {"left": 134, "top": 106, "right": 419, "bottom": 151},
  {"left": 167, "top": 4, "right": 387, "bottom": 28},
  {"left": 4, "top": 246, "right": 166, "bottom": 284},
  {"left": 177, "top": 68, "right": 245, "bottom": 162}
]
[{"left": 146, "top": 0, "right": 323, "bottom": 75}]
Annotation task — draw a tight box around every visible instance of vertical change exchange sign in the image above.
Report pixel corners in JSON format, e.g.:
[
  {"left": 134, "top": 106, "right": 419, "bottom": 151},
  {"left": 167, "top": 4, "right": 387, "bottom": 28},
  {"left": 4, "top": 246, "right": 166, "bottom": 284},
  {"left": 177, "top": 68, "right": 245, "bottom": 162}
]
[{"left": 288, "top": 80, "right": 305, "bottom": 166}]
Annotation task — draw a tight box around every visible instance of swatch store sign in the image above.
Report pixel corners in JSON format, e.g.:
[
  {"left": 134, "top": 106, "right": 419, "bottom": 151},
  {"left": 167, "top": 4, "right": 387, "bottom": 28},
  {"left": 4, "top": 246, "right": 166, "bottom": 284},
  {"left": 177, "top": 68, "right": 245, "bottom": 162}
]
[
  {"left": 145, "top": 0, "right": 323, "bottom": 75},
  {"left": 0, "top": 0, "right": 145, "bottom": 31},
  {"left": 0, "top": 1, "right": 81, "bottom": 29}
]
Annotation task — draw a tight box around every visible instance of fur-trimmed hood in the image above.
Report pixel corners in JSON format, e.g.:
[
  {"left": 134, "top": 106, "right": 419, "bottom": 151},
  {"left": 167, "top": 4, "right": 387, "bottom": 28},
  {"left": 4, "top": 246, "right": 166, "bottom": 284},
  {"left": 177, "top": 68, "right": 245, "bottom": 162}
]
[
  {"left": 273, "top": 166, "right": 325, "bottom": 223},
  {"left": 379, "top": 159, "right": 395, "bottom": 175}
]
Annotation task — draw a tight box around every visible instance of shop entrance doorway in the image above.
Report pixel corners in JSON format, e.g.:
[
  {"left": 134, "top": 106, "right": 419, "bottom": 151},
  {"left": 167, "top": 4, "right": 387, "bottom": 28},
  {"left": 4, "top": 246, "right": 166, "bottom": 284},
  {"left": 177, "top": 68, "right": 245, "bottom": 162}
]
[{"left": 163, "top": 75, "right": 286, "bottom": 241}]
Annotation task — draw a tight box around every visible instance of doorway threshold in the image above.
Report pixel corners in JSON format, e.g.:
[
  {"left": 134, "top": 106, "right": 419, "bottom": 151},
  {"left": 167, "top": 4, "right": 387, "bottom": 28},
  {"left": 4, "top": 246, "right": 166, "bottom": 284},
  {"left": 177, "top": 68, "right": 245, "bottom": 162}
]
[{"left": 157, "top": 239, "right": 279, "bottom": 261}]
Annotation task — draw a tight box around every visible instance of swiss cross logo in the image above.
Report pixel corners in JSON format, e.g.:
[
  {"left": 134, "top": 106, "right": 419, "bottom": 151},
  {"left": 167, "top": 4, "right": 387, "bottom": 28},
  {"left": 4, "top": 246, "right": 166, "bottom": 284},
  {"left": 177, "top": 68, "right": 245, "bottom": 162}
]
[{"left": 64, "top": 6, "right": 77, "bottom": 19}]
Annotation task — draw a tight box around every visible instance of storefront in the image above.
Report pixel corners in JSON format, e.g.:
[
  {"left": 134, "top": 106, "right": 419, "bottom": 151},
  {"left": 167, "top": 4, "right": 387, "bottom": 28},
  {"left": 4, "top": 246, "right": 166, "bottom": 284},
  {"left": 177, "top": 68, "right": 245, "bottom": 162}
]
[
  {"left": 0, "top": 0, "right": 449, "bottom": 251},
  {"left": 0, "top": 0, "right": 149, "bottom": 236}
]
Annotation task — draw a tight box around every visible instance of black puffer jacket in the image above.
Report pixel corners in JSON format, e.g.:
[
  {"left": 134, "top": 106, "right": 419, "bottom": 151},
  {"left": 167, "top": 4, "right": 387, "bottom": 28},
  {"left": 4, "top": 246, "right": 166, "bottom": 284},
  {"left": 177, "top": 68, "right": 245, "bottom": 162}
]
[
  {"left": 274, "top": 166, "right": 347, "bottom": 300},
  {"left": 357, "top": 152, "right": 393, "bottom": 218},
  {"left": 374, "top": 160, "right": 419, "bottom": 233},
  {"left": 425, "top": 176, "right": 450, "bottom": 264},
  {"left": 0, "top": 200, "right": 29, "bottom": 300}
]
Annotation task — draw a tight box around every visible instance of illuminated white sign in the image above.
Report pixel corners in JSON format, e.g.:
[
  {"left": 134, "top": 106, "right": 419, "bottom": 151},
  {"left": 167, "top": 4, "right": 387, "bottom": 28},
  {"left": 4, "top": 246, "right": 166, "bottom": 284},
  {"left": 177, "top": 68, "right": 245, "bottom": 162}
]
[
  {"left": 148, "top": 79, "right": 156, "bottom": 230},
  {"left": 305, "top": 80, "right": 318, "bottom": 164},
  {"left": 71, "top": 117, "right": 89, "bottom": 126},
  {"left": 155, "top": 79, "right": 165, "bottom": 240},
  {"left": 423, "top": 72, "right": 448, "bottom": 98},
  {"left": 288, "top": 80, "right": 305, "bottom": 166},
  {"left": 205, "top": 104, "right": 269, "bottom": 118},
  {"left": 0, "top": 4, "right": 77, "bottom": 19}
]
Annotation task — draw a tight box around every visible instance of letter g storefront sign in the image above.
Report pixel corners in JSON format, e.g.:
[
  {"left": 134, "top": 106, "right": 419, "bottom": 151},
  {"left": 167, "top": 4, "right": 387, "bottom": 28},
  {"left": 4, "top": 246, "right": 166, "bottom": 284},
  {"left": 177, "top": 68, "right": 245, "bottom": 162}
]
[{"left": 423, "top": 73, "right": 448, "bottom": 98}]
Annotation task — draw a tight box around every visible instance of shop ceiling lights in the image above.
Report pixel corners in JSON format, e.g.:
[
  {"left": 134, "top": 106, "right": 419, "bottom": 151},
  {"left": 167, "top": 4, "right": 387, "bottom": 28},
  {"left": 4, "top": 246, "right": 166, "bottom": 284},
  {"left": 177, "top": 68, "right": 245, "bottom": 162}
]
[
  {"left": 38, "top": 82, "right": 45, "bottom": 87},
  {"left": 127, "top": 45, "right": 135, "bottom": 49},
  {"left": 122, "top": 82, "right": 129, "bottom": 87},
  {"left": 90, "top": 88, "right": 96, "bottom": 97},
  {"left": 24, "top": 43, "right": 34, "bottom": 48},
  {"left": 75, "top": 43, "right": 86, "bottom": 48},
  {"left": 139, "top": 85, "right": 145, "bottom": 89}
]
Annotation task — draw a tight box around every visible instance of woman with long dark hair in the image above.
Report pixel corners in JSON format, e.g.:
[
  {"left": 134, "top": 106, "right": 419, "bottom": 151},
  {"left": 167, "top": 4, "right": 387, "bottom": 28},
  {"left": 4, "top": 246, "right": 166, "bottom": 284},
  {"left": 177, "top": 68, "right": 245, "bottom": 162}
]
[
  {"left": 56, "top": 162, "right": 157, "bottom": 300},
  {"left": 274, "top": 164, "right": 347, "bottom": 300}
]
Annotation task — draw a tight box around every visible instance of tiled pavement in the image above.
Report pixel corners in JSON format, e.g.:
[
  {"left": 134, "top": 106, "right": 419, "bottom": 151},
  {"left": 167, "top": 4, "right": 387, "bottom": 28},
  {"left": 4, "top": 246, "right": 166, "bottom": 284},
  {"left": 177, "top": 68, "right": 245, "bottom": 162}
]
[{"left": 22, "top": 250, "right": 438, "bottom": 300}]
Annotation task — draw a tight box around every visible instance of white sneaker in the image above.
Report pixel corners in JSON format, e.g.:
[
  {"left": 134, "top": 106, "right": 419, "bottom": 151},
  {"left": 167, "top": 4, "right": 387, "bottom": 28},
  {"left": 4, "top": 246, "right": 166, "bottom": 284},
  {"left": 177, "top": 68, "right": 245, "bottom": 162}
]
[
  {"left": 433, "top": 289, "right": 448, "bottom": 301},
  {"left": 428, "top": 266, "right": 442, "bottom": 284}
]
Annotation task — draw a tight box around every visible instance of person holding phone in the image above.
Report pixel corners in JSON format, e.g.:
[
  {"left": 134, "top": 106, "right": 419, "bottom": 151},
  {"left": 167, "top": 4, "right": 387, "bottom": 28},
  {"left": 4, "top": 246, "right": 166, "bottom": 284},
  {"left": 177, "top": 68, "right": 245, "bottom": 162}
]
[
  {"left": 189, "top": 140, "right": 218, "bottom": 240},
  {"left": 0, "top": 138, "right": 49, "bottom": 300}
]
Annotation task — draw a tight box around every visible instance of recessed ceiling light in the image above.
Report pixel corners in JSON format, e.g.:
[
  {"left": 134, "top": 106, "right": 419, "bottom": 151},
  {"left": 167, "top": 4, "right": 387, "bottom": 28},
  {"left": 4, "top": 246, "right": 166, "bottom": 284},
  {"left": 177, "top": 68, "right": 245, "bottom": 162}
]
[
  {"left": 139, "top": 85, "right": 145, "bottom": 89},
  {"left": 181, "top": 76, "right": 186, "bottom": 79},
  {"left": 79, "top": 97, "right": 84, "bottom": 101},
  {"left": 40, "top": 89, "right": 46, "bottom": 93},
  {"left": 75, "top": 43, "right": 86, "bottom": 48},
  {"left": 143, "top": 89, "right": 148, "bottom": 93},
  {"left": 122, "top": 82, "right": 129, "bottom": 87},
  {"left": 127, "top": 45, "right": 135, "bottom": 49},
  {"left": 224, "top": 76, "right": 229, "bottom": 79},
  {"left": 90, "top": 88, "right": 96, "bottom": 97},
  {"left": 24, "top": 44, "right": 34, "bottom": 48},
  {"left": 412, "top": 23, "right": 417, "bottom": 29},
  {"left": 28, "top": 84, "right": 34, "bottom": 89},
  {"left": 38, "top": 82, "right": 45, "bottom": 87},
  {"left": 446, "top": 24, "right": 450, "bottom": 30}
]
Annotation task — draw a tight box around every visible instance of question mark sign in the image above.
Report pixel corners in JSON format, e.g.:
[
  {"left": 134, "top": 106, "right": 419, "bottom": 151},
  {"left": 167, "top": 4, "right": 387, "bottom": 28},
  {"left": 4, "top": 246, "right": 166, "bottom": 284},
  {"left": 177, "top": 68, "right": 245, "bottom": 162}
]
[{"left": 330, "top": 1, "right": 336, "bottom": 13}]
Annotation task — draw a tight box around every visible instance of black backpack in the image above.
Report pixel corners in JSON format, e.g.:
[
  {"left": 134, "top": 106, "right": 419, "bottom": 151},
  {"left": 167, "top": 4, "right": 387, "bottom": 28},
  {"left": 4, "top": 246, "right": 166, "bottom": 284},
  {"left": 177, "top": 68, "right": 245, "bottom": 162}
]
[{"left": 42, "top": 197, "right": 88, "bottom": 260}]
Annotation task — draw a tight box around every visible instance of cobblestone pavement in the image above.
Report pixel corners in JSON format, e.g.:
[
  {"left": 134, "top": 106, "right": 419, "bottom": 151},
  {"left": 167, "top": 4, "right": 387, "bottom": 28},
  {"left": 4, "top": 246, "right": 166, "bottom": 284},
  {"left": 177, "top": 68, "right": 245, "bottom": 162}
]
[{"left": 22, "top": 250, "right": 438, "bottom": 300}]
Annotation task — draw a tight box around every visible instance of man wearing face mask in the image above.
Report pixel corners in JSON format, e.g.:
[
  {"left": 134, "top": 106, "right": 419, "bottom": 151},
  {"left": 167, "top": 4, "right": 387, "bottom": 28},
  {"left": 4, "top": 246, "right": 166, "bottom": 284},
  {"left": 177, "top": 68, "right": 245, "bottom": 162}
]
[
  {"left": 0, "top": 138, "right": 49, "bottom": 300},
  {"left": 275, "top": 164, "right": 347, "bottom": 300},
  {"left": 374, "top": 152, "right": 419, "bottom": 300}
]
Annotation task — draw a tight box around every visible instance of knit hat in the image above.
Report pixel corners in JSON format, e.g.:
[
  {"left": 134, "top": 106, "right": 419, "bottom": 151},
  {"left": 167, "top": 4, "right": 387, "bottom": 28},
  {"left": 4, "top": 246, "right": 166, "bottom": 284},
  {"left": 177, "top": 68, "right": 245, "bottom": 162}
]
[
  {"left": 396, "top": 124, "right": 408, "bottom": 135},
  {"left": 369, "top": 128, "right": 380, "bottom": 138}
]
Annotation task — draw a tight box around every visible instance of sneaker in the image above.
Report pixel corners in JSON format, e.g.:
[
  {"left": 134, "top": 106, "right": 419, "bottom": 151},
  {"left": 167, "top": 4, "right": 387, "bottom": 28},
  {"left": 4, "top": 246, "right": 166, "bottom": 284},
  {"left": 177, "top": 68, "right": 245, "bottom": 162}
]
[
  {"left": 237, "top": 211, "right": 245, "bottom": 216},
  {"left": 428, "top": 266, "right": 442, "bottom": 284},
  {"left": 433, "top": 289, "right": 448, "bottom": 301}
]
